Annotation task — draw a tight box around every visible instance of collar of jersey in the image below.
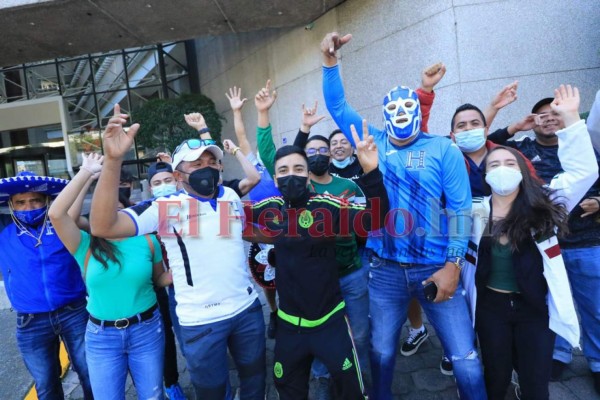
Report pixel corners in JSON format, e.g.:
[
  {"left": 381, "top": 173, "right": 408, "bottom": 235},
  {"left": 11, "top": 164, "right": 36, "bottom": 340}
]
[
  {"left": 388, "top": 130, "right": 425, "bottom": 149},
  {"left": 183, "top": 185, "right": 224, "bottom": 211}
]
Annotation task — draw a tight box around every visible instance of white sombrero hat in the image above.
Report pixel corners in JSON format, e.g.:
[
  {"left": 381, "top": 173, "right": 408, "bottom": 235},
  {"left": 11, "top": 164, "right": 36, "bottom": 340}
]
[{"left": 0, "top": 171, "right": 69, "bottom": 204}]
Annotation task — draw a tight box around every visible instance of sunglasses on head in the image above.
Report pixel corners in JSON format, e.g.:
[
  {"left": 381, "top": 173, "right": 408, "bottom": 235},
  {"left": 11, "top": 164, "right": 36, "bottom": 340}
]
[
  {"left": 173, "top": 138, "right": 217, "bottom": 157},
  {"left": 306, "top": 147, "right": 330, "bottom": 156}
]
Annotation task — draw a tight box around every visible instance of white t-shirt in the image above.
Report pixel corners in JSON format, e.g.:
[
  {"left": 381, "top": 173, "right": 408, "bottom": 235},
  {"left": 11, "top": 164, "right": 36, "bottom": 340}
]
[{"left": 123, "top": 186, "right": 257, "bottom": 326}]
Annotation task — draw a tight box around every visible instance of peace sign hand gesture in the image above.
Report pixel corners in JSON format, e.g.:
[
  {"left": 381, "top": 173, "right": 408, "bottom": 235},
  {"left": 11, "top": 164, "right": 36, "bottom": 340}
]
[{"left": 351, "top": 119, "right": 378, "bottom": 174}]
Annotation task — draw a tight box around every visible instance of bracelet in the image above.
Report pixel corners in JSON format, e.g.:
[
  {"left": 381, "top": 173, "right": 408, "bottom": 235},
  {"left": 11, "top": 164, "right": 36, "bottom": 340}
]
[
  {"left": 198, "top": 127, "right": 210, "bottom": 135},
  {"left": 232, "top": 147, "right": 241, "bottom": 156}
]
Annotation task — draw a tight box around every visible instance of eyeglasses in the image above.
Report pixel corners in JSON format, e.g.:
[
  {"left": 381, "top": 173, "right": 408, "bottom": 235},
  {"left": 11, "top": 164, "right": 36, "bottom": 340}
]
[
  {"left": 173, "top": 139, "right": 217, "bottom": 157},
  {"left": 306, "top": 147, "right": 330, "bottom": 156}
]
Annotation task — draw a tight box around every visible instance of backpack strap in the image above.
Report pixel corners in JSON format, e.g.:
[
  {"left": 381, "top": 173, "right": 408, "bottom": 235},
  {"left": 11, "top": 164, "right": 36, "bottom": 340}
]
[{"left": 83, "top": 248, "right": 92, "bottom": 281}]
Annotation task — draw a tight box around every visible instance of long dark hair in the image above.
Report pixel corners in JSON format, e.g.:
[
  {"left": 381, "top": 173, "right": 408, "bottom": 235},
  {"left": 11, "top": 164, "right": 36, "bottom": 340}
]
[
  {"left": 89, "top": 236, "right": 122, "bottom": 270},
  {"left": 484, "top": 146, "right": 569, "bottom": 248}
]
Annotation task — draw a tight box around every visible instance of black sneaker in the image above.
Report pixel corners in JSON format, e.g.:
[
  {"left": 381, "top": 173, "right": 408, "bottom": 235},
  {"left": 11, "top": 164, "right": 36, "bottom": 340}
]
[
  {"left": 400, "top": 327, "right": 429, "bottom": 356},
  {"left": 550, "top": 360, "right": 567, "bottom": 381},
  {"left": 440, "top": 356, "right": 453, "bottom": 376},
  {"left": 267, "top": 311, "right": 277, "bottom": 339},
  {"left": 593, "top": 371, "right": 600, "bottom": 395}
]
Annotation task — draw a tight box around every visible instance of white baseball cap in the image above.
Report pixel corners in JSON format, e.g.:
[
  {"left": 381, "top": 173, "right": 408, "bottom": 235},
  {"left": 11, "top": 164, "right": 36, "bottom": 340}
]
[{"left": 171, "top": 139, "right": 224, "bottom": 170}]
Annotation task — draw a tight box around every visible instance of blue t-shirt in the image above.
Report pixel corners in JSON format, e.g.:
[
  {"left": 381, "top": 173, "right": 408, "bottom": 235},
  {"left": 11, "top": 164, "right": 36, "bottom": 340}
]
[{"left": 323, "top": 65, "right": 472, "bottom": 264}]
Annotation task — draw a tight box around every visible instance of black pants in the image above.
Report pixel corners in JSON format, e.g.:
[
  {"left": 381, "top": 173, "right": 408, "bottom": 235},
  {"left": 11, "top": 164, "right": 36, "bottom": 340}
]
[
  {"left": 476, "top": 288, "right": 555, "bottom": 400},
  {"left": 274, "top": 313, "right": 365, "bottom": 400},
  {"left": 156, "top": 286, "right": 179, "bottom": 387}
]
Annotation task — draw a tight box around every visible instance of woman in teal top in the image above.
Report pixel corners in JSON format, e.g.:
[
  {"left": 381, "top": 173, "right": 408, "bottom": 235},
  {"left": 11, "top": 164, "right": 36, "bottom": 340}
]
[{"left": 48, "top": 153, "right": 172, "bottom": 400}]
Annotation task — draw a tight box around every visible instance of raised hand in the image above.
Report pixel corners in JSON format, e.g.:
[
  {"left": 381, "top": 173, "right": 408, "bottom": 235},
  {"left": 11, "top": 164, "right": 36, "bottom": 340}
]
[
  {"left": 491, "top": 81, "right": 518, "bottom": 110},
  {"left": 81, "top": 152, "right": 104, "bottom": 180},
  {"left": 551, "top": 84, "right": 581, "bottom": 127},
  {"left": 156, "top": 152, "right": 172, "bottom": 164},
  {"left": 513, "top": 114, "right": 537, "bottom": 132},
  {"left": 226, "top": 86, "right": 248, "bottom": 112},
  {"left": 184, "top": 112, "right": 207, "bottom": 131},
  {"left": 254, "top": 79, "right": 278, "bottom": 112},
  {"left": 223, "top": 139, "right": 240, "bottom": 154},
  {"left": 321, "top": 32, "right": 352, "bottom": 66},
  {"left": 301, "top": 101, "right": 326, "bottom": 132},
  {"left": 351, "top": 119, "right": 378, "bottom": 174},
  {"left": 103, "top": 104, "right": 139, "bottom": 160},
  {"left": 421, "top": 62, "right": 446, "bottom": 92}
]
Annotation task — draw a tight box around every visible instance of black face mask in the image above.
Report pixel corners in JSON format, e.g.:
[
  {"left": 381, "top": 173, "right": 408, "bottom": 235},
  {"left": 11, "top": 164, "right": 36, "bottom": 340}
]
[
  {"left": 119, "top": 187, "right": 131, "bottom": 200},
  {"left": 277, "top": 175, "right": 309, "bottom": 204},
  {"left": 307, "top": 154, "right": 330, "bottom": 176},
  {"left": 187, "top": 166, "right": 220, "bottom": 196}
]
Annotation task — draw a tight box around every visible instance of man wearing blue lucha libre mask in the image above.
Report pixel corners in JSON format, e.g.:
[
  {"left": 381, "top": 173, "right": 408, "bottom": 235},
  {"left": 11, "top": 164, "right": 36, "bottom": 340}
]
[
  {"left": 383, "top": 86, "right": 422, "bottom": 141},
  {"left": 321, "top": 32, "right": 485, "bottom": 399}
]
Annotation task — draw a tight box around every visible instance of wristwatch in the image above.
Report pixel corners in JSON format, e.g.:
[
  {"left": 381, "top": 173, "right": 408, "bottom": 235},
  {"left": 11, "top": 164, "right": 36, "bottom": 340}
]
[{"left": 446, "top": 256, "right": 465, "bottom": 271}]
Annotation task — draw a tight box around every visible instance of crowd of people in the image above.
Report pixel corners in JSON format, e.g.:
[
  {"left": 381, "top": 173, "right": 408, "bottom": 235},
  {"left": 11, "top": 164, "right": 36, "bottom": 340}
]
[{"left": 0, "top": 31, "right": 599, "bottom": 400}]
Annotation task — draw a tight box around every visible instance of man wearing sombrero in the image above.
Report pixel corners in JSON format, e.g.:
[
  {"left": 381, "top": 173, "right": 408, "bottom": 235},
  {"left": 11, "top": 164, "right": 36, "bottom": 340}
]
[{"left": 0, "top": 171, "right": 93, "bottom": 399}]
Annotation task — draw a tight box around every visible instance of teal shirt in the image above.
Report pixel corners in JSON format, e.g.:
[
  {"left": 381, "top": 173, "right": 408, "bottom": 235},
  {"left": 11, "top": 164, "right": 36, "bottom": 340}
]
[
  {"left": 487, "top": 242, "right": 519, "bottom": 293},
  {"left": 73, "top": 231, "right": 163, "bottom": 320}
]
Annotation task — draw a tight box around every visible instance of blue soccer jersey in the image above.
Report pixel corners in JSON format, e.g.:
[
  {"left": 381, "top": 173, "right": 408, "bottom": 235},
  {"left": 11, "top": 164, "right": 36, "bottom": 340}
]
[{"left": 323, "top": 64, "right": 472, "bottom": 264}]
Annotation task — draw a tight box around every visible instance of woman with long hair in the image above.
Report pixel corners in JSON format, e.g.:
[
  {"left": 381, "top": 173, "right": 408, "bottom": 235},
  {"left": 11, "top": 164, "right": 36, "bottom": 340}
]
[
  {"left": 48, "top": 153, "right": 172, "bottom": 400},
  {"left": 467, "top": 84, "right": 598, "bottom": 399}
]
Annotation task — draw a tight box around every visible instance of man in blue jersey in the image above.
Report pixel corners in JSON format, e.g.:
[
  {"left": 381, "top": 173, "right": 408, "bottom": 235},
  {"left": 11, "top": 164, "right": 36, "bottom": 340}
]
[
  {"left": 321, "top": 32, "right": 485, "bottom": 399},
  {"left": 0, "top": 172, "right": 93, "bottom": 400}
]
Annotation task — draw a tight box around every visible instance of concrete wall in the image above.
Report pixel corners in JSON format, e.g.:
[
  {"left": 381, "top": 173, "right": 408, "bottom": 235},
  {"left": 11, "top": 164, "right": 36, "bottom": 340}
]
[{"left": 194, "top": 0, "right": 600, "bottom": 178}]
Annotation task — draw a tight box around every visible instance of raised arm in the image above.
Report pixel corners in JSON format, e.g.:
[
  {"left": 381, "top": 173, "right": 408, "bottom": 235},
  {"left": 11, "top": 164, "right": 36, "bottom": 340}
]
[
  {"left": 225, "top": 86, "right": 252, "bottom": 156},
  {"left": 255, "top": 80, "right": 278, "bottom": 176},
  {"left": 184, "top": 112, "right": 212, "bottom": 140},
  {"left": 321, "top": 32, "right": 379, "bottom": 147},
  {"left": 223, "top": 139, "right": 260, "bottom": 196},
  {"left": 418, "top": 62, "right": 446, "bottom": 133},
  {"left": 482, "top": 80, "right": 518, "bottom": 130},
  {"left": 49, "top": 153, "right": 103, "bottom": 253},
  {"left": 90, "top": 104, "right": 138, "bottom": 238},
  {"left": 548, "top": 85, "right": 599, "bottom": 212},
  {"left": 293, "top": 101, "right": 326, "bottom": 148}
]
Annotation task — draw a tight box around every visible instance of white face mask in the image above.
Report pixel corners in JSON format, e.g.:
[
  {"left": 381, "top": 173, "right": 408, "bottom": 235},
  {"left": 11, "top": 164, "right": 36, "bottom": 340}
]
[
  {"left": 454, "top": 128, "right": 486, "bottom": 153},
  {"left": 152, "top": 183, "right": 177, "bottom": 198},
  {"left": 485, "top": 166, "right": 523, "bottom": 196}
]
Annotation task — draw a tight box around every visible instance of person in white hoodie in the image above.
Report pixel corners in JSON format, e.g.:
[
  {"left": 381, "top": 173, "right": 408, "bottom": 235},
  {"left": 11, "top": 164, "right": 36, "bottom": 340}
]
[{"left": 461, "top": 84, "right": 598, "bottom": 400}]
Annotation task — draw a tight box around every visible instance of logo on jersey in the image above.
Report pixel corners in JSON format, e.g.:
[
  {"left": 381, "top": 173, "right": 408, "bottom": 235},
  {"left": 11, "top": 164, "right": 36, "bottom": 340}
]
[
  {"left": 406, "top": 151, "right": 426, "bottom": 169},
  {"left": 298, "top": 209, "right": 314, "bottom": 228},
  {"left": 274, "top": 362, "right": 284, "bottom": 378}
]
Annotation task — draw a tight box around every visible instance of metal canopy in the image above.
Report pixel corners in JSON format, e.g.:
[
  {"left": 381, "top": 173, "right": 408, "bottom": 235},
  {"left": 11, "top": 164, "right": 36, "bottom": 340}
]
[{"left": 0, "top": 0, "right": 345, "bottom": 67}]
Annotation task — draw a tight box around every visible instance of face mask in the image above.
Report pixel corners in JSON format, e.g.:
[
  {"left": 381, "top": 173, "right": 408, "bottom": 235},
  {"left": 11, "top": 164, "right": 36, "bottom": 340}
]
[
  {"left": 332, "top": 156, "right": 353, "bottom": 169},
  {"left": 308, "top": 155, "right": 330, "bottom": 176},
  {"left": 12, "top": 205, "right": 48, "bottom": 226},
  {"left": 454, "top": 128, "right": 486, "bottom": 153},
  {"left": 382, "top": 86, "right": 421, "bottom": 140},
  {"left": 276, "top": 175, "right": 309, "bottom": 204},
  {"left": 187, "top": 166, "right": 220, "bottom": 196},
  {"left": 152, "top": 183, "right": 177, "bottom": 198},
  {"left": 119, "top": 187, "right": 131, "bottom": 200},
  {"left": 485, "top": 166, "right": 523, "bottom": 196}
]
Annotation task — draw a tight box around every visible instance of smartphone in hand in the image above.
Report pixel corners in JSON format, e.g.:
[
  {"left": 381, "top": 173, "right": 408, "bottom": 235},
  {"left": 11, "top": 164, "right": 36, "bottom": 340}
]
[{"left": 423, "top": 282, "right": 438, "bottom": 302}]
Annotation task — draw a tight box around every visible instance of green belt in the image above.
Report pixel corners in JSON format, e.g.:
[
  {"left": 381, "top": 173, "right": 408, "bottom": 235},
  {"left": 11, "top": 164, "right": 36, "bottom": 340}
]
[{"left": 277, "top": 301, "right": 345, "bottom": 328}]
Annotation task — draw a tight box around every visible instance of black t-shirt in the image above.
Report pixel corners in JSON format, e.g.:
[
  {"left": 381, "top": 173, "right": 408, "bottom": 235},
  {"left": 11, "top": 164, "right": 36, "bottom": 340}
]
[{"left": 222, "top": 179, "right": 243, "bottom": 198}]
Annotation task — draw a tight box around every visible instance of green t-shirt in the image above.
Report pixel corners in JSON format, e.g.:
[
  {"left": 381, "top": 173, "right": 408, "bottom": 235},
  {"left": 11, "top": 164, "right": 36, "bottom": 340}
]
[
  {"left": 310, "top": 176, "right": 365, "bottom": 276},
  {"left": 73, "top": 231, "right": 163, "bottom": 320}
]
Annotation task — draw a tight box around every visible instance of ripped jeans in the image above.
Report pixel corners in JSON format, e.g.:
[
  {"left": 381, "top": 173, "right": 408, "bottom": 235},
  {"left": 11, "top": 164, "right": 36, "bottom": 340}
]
[{"left": 367, "top": 252, "right": 487, "bottom": 400}]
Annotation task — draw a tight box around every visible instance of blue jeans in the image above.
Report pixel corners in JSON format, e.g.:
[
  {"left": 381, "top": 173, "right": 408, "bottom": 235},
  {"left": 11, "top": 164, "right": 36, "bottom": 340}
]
[
  {"left": 85, "top": 308, "right": 165, "bottom": 399},
  {"left": 553, "top": 246, "right": 600, "bottom": 372},
  {"left": 368, "top": 252, "right": 486, "bottom": 400},
  {"left": 16, "top": 299, "right": 93, "bottom": 400},
  {"left": 180, "top": 298, "right": 266, "bottom": 400},
  {"left": 312, "top": 263, "right": 371, "bottom": 380},
  {"left": 167, "top": 286, "right": 184, "bottom": 357}
]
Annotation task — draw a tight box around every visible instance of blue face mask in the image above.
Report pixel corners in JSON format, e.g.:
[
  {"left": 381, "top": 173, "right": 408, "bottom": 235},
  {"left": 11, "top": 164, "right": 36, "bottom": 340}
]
[
  {"left": 152, "top": 183, "right": 178, "bottom": 198},
  {"left": 331, "top": 156, "right": 353, "bottom": 169},
  {"left": 13, "top": 205, "right": 48, "bottom": 226}
]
